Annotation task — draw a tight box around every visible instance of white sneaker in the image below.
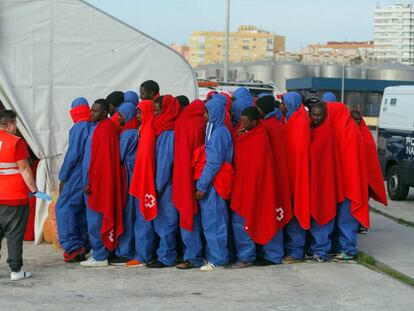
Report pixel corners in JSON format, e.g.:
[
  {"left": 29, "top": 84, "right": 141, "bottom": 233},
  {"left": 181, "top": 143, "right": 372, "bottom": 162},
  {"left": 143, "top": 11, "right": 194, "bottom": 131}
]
[
  {"left": 11, "top": 271, "right": 32, "bottom": 281},
  {"left": 200, "top": 262, "right": 225, "bottom": 271},
  {"left": 80, "top": 257, "right": 108, "bottom": 267}
]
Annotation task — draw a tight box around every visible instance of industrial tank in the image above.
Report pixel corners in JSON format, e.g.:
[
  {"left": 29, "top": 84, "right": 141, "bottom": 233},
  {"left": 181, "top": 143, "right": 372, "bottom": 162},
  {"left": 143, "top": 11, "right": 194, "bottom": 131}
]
[
  {"left": 246, "top": 62, "right": 274, "bottom": 82},
  {"left": 345, "top": 66, "right": 362, "bottom": 79},
  {"left": 274, "top": 61, "right": 308, "bottom": 91},
  {"left": 368, "top": 63, "right": 414, "bottom": 81},
  {"left": 307, "top": 65, "right": 321, "bottom": 77},
  {"left": 322, "top": 64, "right": 343, "bottom": 78}
]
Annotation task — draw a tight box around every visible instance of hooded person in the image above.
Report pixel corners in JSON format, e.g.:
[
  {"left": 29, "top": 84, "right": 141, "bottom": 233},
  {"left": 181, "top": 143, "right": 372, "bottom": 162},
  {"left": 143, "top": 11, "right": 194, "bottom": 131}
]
[
  {"left": 172, "top": 99, "right": 206, "bottom": 269},
  {"left": 231, "top": 87, "right": 253, "bottom": 127},
  {"left": 124, "top": 90, "right": 139, "bottom": 106},
  {"left": 322, "top": 92, "right": 338, "bottom": 102},
  {"left": 230, "top": 107, "right": 292, "bottom": 268},
  {"left": 350, "top": 110, "right": 388, "bottom": 233},
  {"left": 308, "top": 102, "right": 344, "bottom": 261},
  {"left": 80, "top": 99, "right": 124, "bottom": 267},
  {"left": 145, "top": 95, "right": 181, "bottom": 268},
  {"left": 281, "top": 92, "right": 311, "bottom": 263},
  {"left": 56, "top": 97, "right": 92, "bottom": 262},
  {"left": 326, "top": 102, "right": 368, "bottom": 261},
  {"left": 128, "top": 100, "right": 157, "bottom": 266},
  {"left": 108, "top": 102, "right": 140, "bottom": 265},
  {"left": 195, "top": 97, "right": 234, "bottom": 271},
  {"left": 255, "top": 95, "right": 292, "bottom": 231}
]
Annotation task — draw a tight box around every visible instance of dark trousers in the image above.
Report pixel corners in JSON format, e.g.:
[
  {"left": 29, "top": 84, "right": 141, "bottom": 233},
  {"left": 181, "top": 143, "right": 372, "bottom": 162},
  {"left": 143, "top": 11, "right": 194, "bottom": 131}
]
[{"left": 0, "top": 205, "right": 29, "bottom": 272}]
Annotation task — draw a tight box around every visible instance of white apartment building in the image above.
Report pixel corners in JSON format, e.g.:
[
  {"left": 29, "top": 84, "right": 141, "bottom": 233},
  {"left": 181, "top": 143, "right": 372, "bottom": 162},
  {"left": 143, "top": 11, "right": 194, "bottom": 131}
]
[{"left": 374, "top": 3, "right": 414, "bottom": 65}]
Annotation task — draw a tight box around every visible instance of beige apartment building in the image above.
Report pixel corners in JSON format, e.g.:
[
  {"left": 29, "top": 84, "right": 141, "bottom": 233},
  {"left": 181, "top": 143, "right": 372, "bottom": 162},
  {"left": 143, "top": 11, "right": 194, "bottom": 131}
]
[{"left": 189, "top": 25, "right": 285, "bottom": 67}]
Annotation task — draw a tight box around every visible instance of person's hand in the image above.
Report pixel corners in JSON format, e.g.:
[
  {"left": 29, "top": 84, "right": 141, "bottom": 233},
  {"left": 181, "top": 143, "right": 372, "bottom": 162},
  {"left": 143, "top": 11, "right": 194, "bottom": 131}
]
[
  {"left": 84, "top": 185, "right": 91, "bottom": 194},
  {"left": 195, "top": 190, "right": 206, "bottom": 200},
  {"left": 34, "top": 191, "right": 52, "bottom": 202},
  {"left": 59, "top": 181, "right": 64, "bottom": 194}
]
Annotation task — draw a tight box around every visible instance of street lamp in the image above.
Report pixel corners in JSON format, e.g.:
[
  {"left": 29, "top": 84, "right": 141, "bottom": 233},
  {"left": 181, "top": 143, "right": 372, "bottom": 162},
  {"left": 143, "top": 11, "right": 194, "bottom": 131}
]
[{"left": 224, "top": 0, "right": 230, "bottom": 83}]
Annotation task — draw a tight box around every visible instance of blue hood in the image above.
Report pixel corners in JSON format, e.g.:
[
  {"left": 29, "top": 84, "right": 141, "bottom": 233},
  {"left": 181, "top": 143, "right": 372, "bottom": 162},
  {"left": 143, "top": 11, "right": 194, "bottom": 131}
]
[
  {"left": 283, "top": 92, "right": 302, "bottom": 120},
  {"left": 231, "top": 87, "right": 253, "bottom": 124},
  {"left": 205, "top": 97, "right": 226, "bottom": 142},
  {"left": 71, "top": 97, "right": 89, "bottom": 109},
  {"left": 124, "top": 90, "right": 139, "bottom": 105},
  {"left": 257, "top": 92, "right": 274, "bottom": 99},
  {"left": 265, "top": 109, "right": 282, "bottom": 121},
  {"left": 117, "top": 102, "right": 137, "bottom": 123},
  {"left": 322, "top": 92, "right": 337, "bottom": 102}
]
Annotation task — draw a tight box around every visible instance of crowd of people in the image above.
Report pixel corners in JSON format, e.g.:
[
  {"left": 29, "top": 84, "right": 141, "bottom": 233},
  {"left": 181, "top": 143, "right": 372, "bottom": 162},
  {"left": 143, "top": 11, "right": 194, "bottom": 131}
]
[{"left": 0, "top": 79, "right": 388, "bottom": 280}]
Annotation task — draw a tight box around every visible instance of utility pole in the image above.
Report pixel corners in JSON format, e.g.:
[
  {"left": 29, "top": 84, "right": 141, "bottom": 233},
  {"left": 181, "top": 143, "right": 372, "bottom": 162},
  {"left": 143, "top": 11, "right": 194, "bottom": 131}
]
[
  {"left": 224, "top": 0, "right": 230, "bottom": 82},
  {"left": 341, "top": 55, "right": 345, "bottom": 102}
]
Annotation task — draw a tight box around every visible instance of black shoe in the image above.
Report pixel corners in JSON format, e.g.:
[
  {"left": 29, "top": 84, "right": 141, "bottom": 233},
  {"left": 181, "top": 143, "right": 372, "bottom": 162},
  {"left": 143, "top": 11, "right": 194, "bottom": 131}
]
[
  {"left": 254, "top": 259, "right": 276, "bottom": 266},
  {"left": 109, "top": 256, "right": 130, "bottom": 266},
  {"left": 358, "top": 226, "right": 368, "bottom": 234},
  {"left": 146, "top": 260, "right": 169, "bottom": 268}
]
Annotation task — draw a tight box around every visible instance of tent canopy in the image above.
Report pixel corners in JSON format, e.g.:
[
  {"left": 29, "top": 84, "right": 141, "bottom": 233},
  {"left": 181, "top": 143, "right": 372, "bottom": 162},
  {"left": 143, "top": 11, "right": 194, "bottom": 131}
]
[{"left": 0, "top": 0, "right": 197, "bottom": 243}]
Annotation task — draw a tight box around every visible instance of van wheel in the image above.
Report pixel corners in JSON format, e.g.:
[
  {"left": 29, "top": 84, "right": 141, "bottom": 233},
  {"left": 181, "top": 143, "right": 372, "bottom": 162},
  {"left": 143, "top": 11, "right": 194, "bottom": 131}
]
[{"left": 387, "top": 165, "right": 409, "bottom": 201}]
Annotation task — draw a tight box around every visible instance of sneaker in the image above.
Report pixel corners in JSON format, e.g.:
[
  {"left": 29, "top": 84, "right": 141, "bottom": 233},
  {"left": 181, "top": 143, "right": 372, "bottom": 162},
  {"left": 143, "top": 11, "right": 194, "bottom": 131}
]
[
  {"left": 333, "top": 252, "right": 354, "bottom": 262},
  {"left": 146, "top": 260, "right": 169, "bottom": 268},
  {"left": 11, "top": 271, "right": 32, "bottom": 281},
  {"left": 358, "top": 226, "right": 368, "bottom": 234},
  {"left": 176, "top": 261, "right": 198, "bottom": 270},
  {"left": 230, "top": 261, "right": 253, "bottom": 269},
  {"left": 254, "top": 259, "right": 277, "bottom": 266},
  {"left": 126, "top": 259, "right": 145, "bottom": 267},
  {"left": 109, "top": 256, "right": 130, "bottom": 266},
  {"left": 64, "top": 247, "right": 87, "bottom": 263},
  {"left": 80, "top": 257, "right": 108, "bottom": 267},
  {"left": 281, "top": 256, "right": 303, "bottom": 264},
  {"left": 306, "top": 255, "right": 329, "bottom": 263},
  {"left": 200, "top": 262, "right": 225, "bottom": 271}
]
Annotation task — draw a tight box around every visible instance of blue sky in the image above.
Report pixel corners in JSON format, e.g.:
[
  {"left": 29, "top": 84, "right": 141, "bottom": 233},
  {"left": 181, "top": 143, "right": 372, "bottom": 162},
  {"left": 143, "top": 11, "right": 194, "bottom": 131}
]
[{"left": 86, "top": 0, "right": 406, "bottom": 51}]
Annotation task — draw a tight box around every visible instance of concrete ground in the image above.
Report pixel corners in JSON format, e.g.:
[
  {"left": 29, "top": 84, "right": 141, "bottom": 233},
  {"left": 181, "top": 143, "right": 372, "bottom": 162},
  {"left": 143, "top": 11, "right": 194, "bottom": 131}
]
[
  {"left": 0, "top": 243, "right": 413, "bottom": 311},
  {"left": 1, "top": 186, "right": 414, "bottom": 310}
]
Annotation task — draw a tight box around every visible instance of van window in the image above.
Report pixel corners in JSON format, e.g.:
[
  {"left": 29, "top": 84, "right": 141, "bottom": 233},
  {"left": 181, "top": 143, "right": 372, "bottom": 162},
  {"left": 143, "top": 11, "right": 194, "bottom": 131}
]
[
  {"left": 384, "top": 99, "right": 388, "bottom": 105},
  {"left": 390, "top": 98, "right": 397, "bottom": 105}
]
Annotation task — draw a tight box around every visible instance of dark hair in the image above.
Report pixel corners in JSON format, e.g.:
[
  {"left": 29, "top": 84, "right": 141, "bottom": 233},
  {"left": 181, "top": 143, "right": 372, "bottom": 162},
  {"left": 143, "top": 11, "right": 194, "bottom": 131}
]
[
  {"left": 0, "top": 109, "right": 17, "bottom": 126},
  {"left": 105, "top": 91, "right": 124, "bottom": 108},
  {"left": 256, "top": 96, "right": 276, "bottom": 115},
  {"left": 141, "top": 80, "right": 160, "bottom": 95},
  {"left": 93, "top": 99, "right": 110, "bottom": 114},
  {"left": 176, "top": 95, "right": 190, "bottom": 108},
  {"left": 311, "top": 101, "right": 327, "bottom": 114},
  {"left": 241, "top": 106, "right": 261, "bottom": 121}
]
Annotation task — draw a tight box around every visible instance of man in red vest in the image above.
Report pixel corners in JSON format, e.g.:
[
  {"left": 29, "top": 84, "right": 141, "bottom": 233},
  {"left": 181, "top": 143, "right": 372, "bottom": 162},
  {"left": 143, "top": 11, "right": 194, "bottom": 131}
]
[{"left": 0, "top": 110, "right": 51, "bottom": 281}]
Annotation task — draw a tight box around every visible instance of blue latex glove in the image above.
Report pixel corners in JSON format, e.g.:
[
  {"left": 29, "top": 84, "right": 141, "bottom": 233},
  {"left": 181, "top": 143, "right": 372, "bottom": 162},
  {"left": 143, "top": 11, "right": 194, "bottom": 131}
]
[{"left": 34, "top": 191, "right": 52, "bottom": 202}]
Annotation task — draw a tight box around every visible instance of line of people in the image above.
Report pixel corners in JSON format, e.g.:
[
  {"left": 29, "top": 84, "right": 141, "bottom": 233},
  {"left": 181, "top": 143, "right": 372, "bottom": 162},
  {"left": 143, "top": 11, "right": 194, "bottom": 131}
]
[{"left": 55, "top": 80, "right": 388, "bottom": 272}]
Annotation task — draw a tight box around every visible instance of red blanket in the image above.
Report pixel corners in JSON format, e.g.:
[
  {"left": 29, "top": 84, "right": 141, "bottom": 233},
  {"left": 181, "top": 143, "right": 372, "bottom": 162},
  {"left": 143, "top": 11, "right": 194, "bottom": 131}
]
[
  {"left": 262, "top": 117, "right": 293, "bottom": 229},
  {"left": 284, "top": 109, "right": 311, "bottom": 230},
  {"left": 231, "top": 121, "right": 283, "bottom": 244},
  {"left": 110, "top": 112, "right": 123, "bottom": 134},
  {"left": 173, "top": 100, "right": 206, "bottom": 231},
  {"left": 359, "top": 120, "right": 388, "bottom": 206},
  {"left": 193, "top": 146, "right": 234, "bottom": 201},
  {"left": 326, "top": 103, "right": 369, "bottom": 228},
  {"left": 88, "top": 118, "right": 124, "bottom": 251},
  {"left": 70, "top": 105, "right": 91, "bottom": 123},
  {"left": 129, "top": 100, "right": 158, "bottom": 221},
  {"left": 310, "top": 122, "right": 344, "bottom": 225},
  {"left": 152, "top": 95, "right": 180, "bottom": 136},
  {"left": 219, "top": 92, "right": 234, "bottom": 132}
]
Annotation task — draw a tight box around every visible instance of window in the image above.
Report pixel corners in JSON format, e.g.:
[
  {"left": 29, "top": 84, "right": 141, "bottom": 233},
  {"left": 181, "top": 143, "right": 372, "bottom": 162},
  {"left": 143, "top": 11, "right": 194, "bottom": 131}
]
[
  {"left": 390, "top": 98, "right": 397, "bottom": 105},
  {"left": 242, "top": 46, "right": 249, "bottom": 50}
]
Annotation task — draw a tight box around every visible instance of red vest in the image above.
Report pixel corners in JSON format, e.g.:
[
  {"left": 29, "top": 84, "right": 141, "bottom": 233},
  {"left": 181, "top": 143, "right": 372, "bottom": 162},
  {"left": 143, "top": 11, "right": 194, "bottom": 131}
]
[{"left": 0, "top": 130, "right": 29, "bottom": 201}]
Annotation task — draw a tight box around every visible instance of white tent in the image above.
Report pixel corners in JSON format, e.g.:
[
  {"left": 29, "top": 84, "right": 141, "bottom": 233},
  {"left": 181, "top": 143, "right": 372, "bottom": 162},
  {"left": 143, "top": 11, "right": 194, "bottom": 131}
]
[{"left": 0, "top": 0, "right": 197, "bottom": 244}]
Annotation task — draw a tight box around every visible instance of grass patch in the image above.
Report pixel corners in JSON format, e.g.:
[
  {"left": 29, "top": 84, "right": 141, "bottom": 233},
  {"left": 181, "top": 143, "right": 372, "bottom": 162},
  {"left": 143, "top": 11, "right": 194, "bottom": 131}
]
[
  {"left": 356, "top": 251, "right": 414, "bottom": 288},
  {"left": 371, "top": 207, "right": 414, "bottom": 229}
]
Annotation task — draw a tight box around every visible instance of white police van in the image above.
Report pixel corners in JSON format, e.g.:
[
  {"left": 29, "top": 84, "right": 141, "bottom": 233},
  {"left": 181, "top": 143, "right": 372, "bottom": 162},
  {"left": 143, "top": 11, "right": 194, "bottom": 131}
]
[{"left": 378, "top": 86, "right": 414, "bottom": 200}]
